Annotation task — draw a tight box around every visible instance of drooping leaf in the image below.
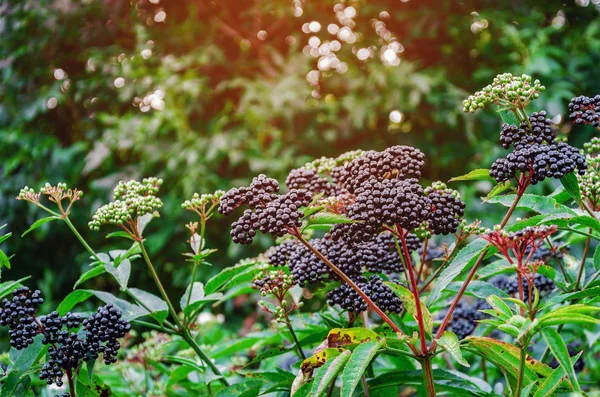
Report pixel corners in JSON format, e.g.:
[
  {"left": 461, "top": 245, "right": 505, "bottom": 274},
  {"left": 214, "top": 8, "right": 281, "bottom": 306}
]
[
  {"left": 340, "top": 340, "right": 385, "bottom": 397},
  {"left": 73, "top": 266, "right": 106, "bottom": 288},
  {"left": 560, "top": 172, "right": 582, "bottom": 204},
  {"left": 449, "top": 169, "right": 495, "bottom": 182},
  {"left": 437, "top": 331, "right": 469, "bottom": 367},
  {"left": 104, "top": 259, "right": 131, "bottom": 289},
  {"left": 487, "top": 194, "right": 576, "bottom": 217},
  {"left": 540, "top": 328, "right": 580, "bottom": 392},
  {"left": 385, "top": 282, "right": 433, "bottom": 335},
  {"left": 21, "top": 216, "right": 60, "bottom": 237},
  {"left": 129, "top": 288, "right": 169, "bottom": 324}
]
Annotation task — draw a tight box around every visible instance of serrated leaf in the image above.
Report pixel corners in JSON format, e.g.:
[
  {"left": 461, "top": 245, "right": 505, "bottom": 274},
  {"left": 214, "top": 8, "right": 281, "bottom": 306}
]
[
  {"left": 129, "top": 288, "right": 168, "bottom": 324},
  {"left": 449, "top": 169, "right": 494, "bottom": 182},
  {"left": 541, "top": 328, "right": 580, "bottom": 392},
  {"left": 427, "top": 238, "right": 490, "bottom": 305},
  {"left": 21, "top": 216, "right": 60, "bottom": 237},
  {"left": 204, "top": 261, "right": 259, "bottom": 294},
  {"left": 340, "top": 340, "right": 385, "bottom": 397},
  {"left": 385, "top": 282, "right": 433, "bottom": 335},
  {"left": 488, "top": 194, "right": 576, "bottom": 217},
  {"left": 483, "top": 180, "right": 513, "bottom": 201},
  {"left": 560, "top": 172, "right": 582, "bottom": 204},
  {"left": 74, "top": 266, "right": 106, "bottom": 288},
  {"left": 437, "top": 331, "right": 469, "bottom": 367},
  {"left": 498, "top": 108, "right": 520, "bottom": 126},
  {"left": 104, "top": 259, "right": 130, "bottom": 289}
]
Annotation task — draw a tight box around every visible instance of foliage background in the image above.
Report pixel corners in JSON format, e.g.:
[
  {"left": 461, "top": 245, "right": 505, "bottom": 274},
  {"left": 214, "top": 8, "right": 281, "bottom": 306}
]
[{"left": 2, "top": 0, "right": 600, "bottom": 314}]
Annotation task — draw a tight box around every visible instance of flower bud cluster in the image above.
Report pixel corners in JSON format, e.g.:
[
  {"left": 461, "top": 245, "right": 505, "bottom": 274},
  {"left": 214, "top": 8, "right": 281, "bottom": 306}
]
[
  {"left": 462, "top": 73, "right": 545, "bottom": 113},
  {"left": 88, "top": 178, "right": 163, "bottom": 231}
]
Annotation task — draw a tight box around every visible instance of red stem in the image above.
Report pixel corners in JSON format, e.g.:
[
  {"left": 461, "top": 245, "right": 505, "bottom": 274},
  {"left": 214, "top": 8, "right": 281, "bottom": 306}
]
[{"left": 397, "top": 226, "right": 428, "bottom": 354}]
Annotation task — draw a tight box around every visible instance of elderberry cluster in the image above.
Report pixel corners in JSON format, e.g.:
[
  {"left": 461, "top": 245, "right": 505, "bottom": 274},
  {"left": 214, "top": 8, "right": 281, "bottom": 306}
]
[
  {"left": 327, "top": 275, "right": 404, "bottom": 314},
  {"left": 490, "top": 142, "right": 587, "bottom": 184},
  {"left": 0, "top": 287, "right": 44, "bottom": 350},
  {"left": 0, "top": 287, "right": 130, "bottom": 390},
  {"left": 334, "top": 146, "right": 425, "bottom": 194},
  {"left": 329, "top": 178, "right": 430, "bottom": 243},
  {"left": 220, "top": 175, "right": 312, "bottom": 244},
  {"left": 423, "top": 182, "right": 466, "bottom": 235},
  {"left": 569, "top": 95, "right": 600, "bottom": 127},
  {"left": 444, "top": 302, "right": 483, "bottom": 340},
  {"left": 285, "top": 168, "right": 338, "bottom": 196},
  {"left": 489, "top": 274, "right": 555, "bottom": 301},
  {"left": 499, "top": 111, "right": 555, "bottom": 149}
]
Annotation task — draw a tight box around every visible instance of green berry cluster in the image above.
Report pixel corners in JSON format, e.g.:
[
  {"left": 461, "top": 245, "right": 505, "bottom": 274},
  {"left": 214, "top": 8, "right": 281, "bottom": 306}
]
[
  {"left": 17, "top": 182, "right": 83, "bottom": 216},
  {"left": 579, "top": 138, "right": 600, "bottom": 209},
  {"left": 462, "top": 73, "right": 545, "bottom": 113},
  {"left": 424, "top": 181, "right": 459, "bottom": 198},
  {"left": 303, "top": 149, "right": 366, "bottom": 173},
  {"left": 88, "top": 178, "right": 163, "bottom": 231},
  {"left": 16, "top": 187, "right": 40, "bottom": 203},
  {"left": 460, "top": 220, "right": 486, "bottom": 236},
  {"left": 181, "top": 191, "right": 224, "bottom": 211}
]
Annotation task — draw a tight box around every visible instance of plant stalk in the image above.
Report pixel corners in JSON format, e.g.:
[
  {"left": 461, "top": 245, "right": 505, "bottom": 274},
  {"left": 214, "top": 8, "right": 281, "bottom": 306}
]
[
  {"left": 422, "top": 356, "right": 436, "bottom": 397},
  {"left": 515, "top": 344, "right": 527, "bottom": 397},
  {"left": 284, "top": 318, "right": 306, "bottom": 360},
  {"left": 139, "top": 242, "right": 229, "bottom": 386},
  {"left": 66, "top": 367, "right": 76, "bottom": 397}
]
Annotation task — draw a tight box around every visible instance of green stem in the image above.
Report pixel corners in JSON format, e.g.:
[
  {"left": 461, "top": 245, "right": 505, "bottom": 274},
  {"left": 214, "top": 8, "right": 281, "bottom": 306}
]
[
  {"left": 64, "top": 216, "right": 101, "bottom": 262},
  {"left": 132, "top": 319, "right": 176, "bottom": 334},
  {"left": 139, "top": 242, "right": 229, "bottom": 386},
  {"left": 515, "top": 344, "right": 527, "bottom": 397},
  {"left": 422, "top": 356, "right": 436, "bottom": 397},
  {"left": 574, "top": 231, "right": 591, "bottom": 292},
  {"left": 284, "top": 318, "right": 306, "bottom": 360}
]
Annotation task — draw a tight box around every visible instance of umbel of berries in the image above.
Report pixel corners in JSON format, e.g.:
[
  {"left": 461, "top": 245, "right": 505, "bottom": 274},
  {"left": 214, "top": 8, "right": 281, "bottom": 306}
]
[
  {"left": 0, "top": 287, "right": 44, "bottom": 350},
  {"left": 219, "top": 174, "right": 312, "bottom": 245},
  {"left": 569, "top": 95, "right": 600, "bottom": 127},
  {"left": 84, "top": 304, "right": 131, "bottom": 364},
  {"left": 423, "top": 182, "right": 465, "bottom": 235},
  {"left": 499, "top": 111, "right": 555, "bottom": 149}
]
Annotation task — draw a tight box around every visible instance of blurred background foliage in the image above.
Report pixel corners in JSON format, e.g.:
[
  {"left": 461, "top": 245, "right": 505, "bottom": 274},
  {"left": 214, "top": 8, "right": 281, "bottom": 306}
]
[{"left": 2, "top": 0, "right": 600, "bottom": 301}]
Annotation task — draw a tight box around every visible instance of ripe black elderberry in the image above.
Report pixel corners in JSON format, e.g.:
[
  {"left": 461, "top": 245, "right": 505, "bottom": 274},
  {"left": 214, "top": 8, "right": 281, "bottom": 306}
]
[
  {"left": 335, "top": 146, "right": 425, "bottom": 194},
  {"left": 488, "top": 274, "right": 555, "bottom": 301},
  {"left": 569, "top": 95, "right": 600, "bottom": 127},
  {"left": 84, "top": 304, "right": 131, "bottom": 365},
  {"left": 424, "top": 183, "right": 465, "bottom": 235},
  {"left": 359, "top": 232, "right": 419, "bottom": 274},
  {"left": 446, "top": 302, "right": 482, "bottom": 340},
  {"left": 266, "top": 239, "right": 299, "bottom": 267},
  {"left": 362, "top": 276, "right": 404, "bottom": 314},
  {"left": 0, "top": 287, "right": 44, "bottom": 350},
  {"left": 327, "top": 276, "right": 369, "bottom": 313},
  {"left": 285, "top": 168, "right": 337, "bottom": 196},
  {"left": 329, "top": 178, "right": 430, "bottom": 243},
  {"left": 500, "top": 111, "right": 555, "bottom": 150},
  {"left": 490, "top": 142, "right": 587, "bottom": 184},
  {"left": 219, "top": 174, "right": 280, "bottom": 216},
  {"left": 418, "top": 243, "right": 445, "bottom": 262}
]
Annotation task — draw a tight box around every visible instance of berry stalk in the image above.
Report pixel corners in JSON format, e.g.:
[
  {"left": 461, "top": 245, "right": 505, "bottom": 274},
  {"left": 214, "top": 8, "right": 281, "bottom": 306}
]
[{"left": 292, "top": 230, "right": 419, "bottom": 355}]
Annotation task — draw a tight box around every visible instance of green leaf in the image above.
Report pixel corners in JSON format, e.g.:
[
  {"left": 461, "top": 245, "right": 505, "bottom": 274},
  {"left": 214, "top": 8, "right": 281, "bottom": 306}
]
[
  {"left": 307, "top": 212, "right": 353, "bottom": 225},
  {"left": 57, "top": 290, "right": 94, "bottom": 315},
  {"left": 129, "top": 288, "right": 168, "bottom": 324},
  {"left": 180, "top": 281, "right": 204, "bottom": 310},
  {"left": 532, "top": 365, "right": 565, "bottom": 397},
  {"left": 105, "top": 231, "right": 134, "bottom": 240},
  {"left": 483, "top": 180, "right": 513, "bottom": 201},
  {"left": 215, "top": 379, "right": 262, "bottom": 397},
  {"left": 76, "top": 367, "right": 112, "bottom": 397},
  {"left": 73, "top": 266, "right": 106, "bottom": 288},
  {"left": 340, "top": 339, "right": 385, "bottom": 397},
  {"left": 83, "top": 290, "right": 149, "bottom": 321},
  {"left": 594, "top": 244, "right": 600, "bottom": 270},
  {"left": 487, "top": 194, "right": 576, "bottom": 217},
  {"left": 498, "top": 108, "right": 520, "bottom": 126},
  {"left": 485, "top": 295, "right": 514, "bottom": 320},
  {"left": 385, "top": 282, "right": 433, "bottom": 335},
  {"left": 0, "top": 249, "right": 12, "bottom": 270},
  {"left": 560, "top": 172, "right": 582, "bottom": 204},
  {"left": 436, "top": 331, "right": 469, "bottom": 367},
  {"left": 309, "top": 350, "right": 352, "bottom": 397},
  {"left": 104, "top": 259, "right": 131, "bottom": 289},
  {"left": 0, "top": 277, "right": 31, "bottom": 300},
  {"left": 540, "top": 328, "right": 580, "bottom": 392},
  {"left": 204, "top": 261, "right": 259, "bottom": 294},
  {"left": 427, "top": 238, "right": 490, "bottom": 305},
  {"left": 21, "top": 216, "right": 60, "bottom": 237},
  {"left": 449, "top": 169, "right": 494, "bottom": 182}
]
